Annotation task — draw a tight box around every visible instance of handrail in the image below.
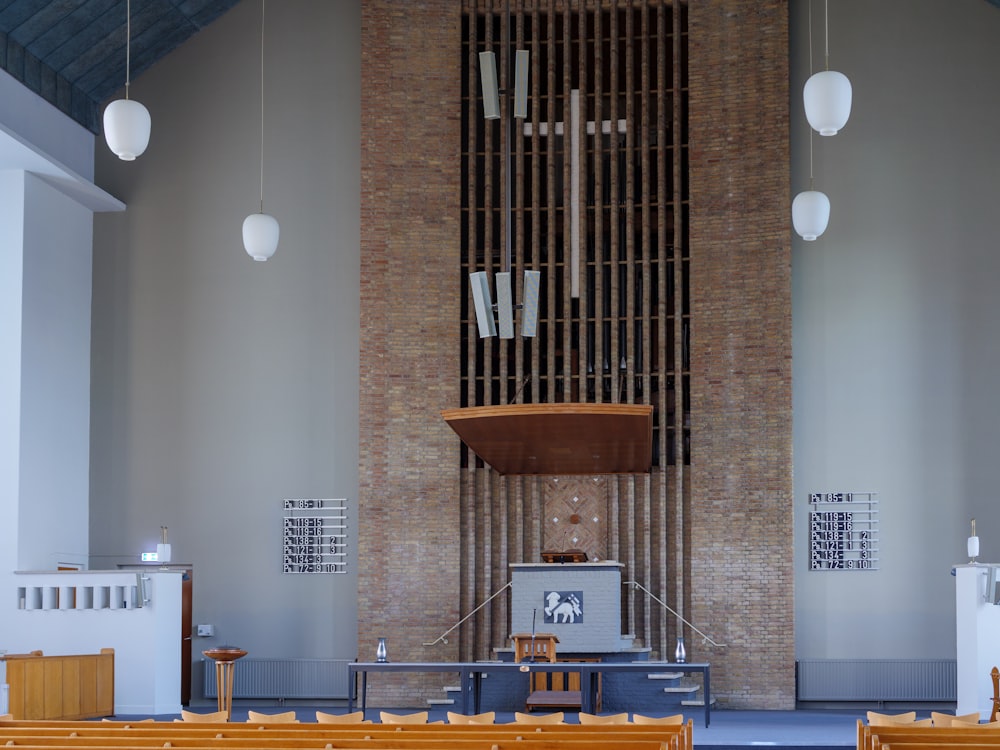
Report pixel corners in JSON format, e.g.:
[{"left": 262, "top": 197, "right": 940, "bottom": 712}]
[
  {"left": 422, "top": 582, "right": 512, "bottom": 646},
  {"left": 625, "top": 580, "right": 726, "bottom": 648}
]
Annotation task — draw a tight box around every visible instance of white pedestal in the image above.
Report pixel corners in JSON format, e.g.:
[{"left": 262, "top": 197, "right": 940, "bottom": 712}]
[{"left": 955, "top": 564, "right": 1000, "bottom": 718}]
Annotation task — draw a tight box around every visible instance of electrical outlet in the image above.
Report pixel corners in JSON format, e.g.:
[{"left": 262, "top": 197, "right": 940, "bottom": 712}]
[{"left": 196, "top": 624, "right": 214, "bottom": 637}]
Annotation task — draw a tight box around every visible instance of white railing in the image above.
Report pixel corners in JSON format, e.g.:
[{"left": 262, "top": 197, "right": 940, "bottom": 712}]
[
  {"left": 626, "top": 580, "right": 726, "bottom": 648},
  {"left": 13, "top": 570, "right": 147, "bottom": 611}
]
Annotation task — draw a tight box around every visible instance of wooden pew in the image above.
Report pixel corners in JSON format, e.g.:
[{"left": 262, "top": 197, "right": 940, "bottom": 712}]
[
  {"left": 0, "top": 738, "right": 674, "bottom": 750},
  {"left": 1, "top": 649, "right": 114, "bottom": 720},
  {"left": 856, "top": 720, "right": 1000, "bottom": 750},
  {"left": 0, "top": 719, "right": 693, "bottom": 750}
]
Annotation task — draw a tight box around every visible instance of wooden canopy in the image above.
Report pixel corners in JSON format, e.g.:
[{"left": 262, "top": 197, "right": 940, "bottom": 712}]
[{"left": 441, "top": 403, "right": 653, "bottom": 476}]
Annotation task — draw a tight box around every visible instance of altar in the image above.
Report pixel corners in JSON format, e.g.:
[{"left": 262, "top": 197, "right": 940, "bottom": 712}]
[{"left": 508, "top": 561, "right": 634, "bottom": 653}]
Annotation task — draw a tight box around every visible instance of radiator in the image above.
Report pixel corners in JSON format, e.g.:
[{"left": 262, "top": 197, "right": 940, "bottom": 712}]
[
  {"left": 796, "top": 659, "right": 956, "bottom": 702},
  {"left": 203, "top": 658, "right": 351, "bottom": 699}
]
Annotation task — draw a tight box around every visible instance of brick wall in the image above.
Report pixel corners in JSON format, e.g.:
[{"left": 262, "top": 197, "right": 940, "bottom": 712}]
[
  {"left": 358, "top": 0, "right": 463, "bottom": 705},
  {"left": 687, "top": 1, "right": 794, "bottom": 708},
  {"left": 360, "top": 0, "right": 793, "bottom": 709}
]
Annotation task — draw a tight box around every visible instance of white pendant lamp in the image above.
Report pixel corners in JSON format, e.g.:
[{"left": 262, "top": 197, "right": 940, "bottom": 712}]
[
  {"left": 792, "top": 189, "right": 830, "bottom": 241},
  {"left": 104, "top": 0, "right": 151, "bottom": 160},
  {"left": 803, "top": 0, "right": 851, "bottom": 136},
  {"left": 243, "top": 212, "right": 280, "bottom": 261},
  {"left": 244, "top": 0, "right": 279, "bottom": 262}
]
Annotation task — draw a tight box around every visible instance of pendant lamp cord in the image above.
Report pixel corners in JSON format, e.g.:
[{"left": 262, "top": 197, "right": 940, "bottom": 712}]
[
  {"left": 823, "top": 0, "right": 830, "bottom": 71},
  {"left": 258, "top": 0, "right": 266, "bottom": 213},
  {"left": 502, "top": 0, "right": 512, "bottom": 275},
  {"left": 124, "top": 0, "right": 132, "bottom": 100},
  {"left": 807, "top": 0, "right": 815, "bottom": 189}
]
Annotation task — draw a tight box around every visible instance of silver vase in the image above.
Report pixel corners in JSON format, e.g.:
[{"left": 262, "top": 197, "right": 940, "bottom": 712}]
[
  {"left": 674, "top": 636, "right": 686, "bottom": 663},
  {"left": 375, "top": 637, "right": 388, "bottom": 663}
]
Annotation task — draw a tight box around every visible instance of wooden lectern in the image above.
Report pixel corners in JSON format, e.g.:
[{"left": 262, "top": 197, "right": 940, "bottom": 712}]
[{"left": 511, "top": 633, "right": 599, "bottom": 712}]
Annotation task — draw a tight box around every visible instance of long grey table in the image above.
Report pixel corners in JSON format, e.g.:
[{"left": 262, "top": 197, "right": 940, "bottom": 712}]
[{"left": 347, "top": 660, "right": 711, "bottom": 727}]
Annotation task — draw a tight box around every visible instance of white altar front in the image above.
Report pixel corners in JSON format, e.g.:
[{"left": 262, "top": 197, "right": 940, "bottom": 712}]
[{"left": 509, "top": 561, "right": 633, "bottom": 653}]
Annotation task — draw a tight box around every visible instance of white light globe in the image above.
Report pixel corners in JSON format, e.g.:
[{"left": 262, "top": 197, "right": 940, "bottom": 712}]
[
  {"left": 103, "top": 98, "right": 151, "bottom": 161},
  {"left": 792, "top": 190, "right": 830, "bottom": 241},
  {"left": 243, "top": 212, "right": 280, "bottom": 261},
  {"left": 804, "top": 70, "right": 852, "bottom": 136}
]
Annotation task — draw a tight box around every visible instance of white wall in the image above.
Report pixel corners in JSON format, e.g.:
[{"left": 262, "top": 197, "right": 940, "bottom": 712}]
[
  {"left": 19, "top": 173, "right": 94, "bottom": 570},
  {"left": 0, "top": 169, "right": 96, "bottom": 574},
  {"left": 793, "top": 0, "right": 1000, "bottom": 659},
  {"left": 0, "top": 171, "right": 26, "bottom": 577},
  {"left": 91, "top": 0, "right": 360, "bottom": 679}
]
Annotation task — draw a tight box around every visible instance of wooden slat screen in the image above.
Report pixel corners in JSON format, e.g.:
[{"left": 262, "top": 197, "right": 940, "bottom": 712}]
[{"left": 459, "top": 0, "right": 688, "bottom": 662}]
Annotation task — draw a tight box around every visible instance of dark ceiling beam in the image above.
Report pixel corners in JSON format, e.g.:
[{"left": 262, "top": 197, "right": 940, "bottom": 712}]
[
  {"left": 0, "top": 29, "right": 99, "bottom": 132},
  {"left": 0, "top": 0, "right": 241, "bottom": 134}
]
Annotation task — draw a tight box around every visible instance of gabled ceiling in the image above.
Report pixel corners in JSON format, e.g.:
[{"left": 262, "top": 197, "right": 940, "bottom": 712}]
[{"left": 0, "top": 1, "right": 242, "bottom": 134}]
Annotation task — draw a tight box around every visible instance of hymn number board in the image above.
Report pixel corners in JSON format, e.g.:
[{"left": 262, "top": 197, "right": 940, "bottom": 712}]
[
  {"left": 809, "top": 492, "right": 879, "bottom": 571},
  {"left": 282, "top": 498, "right": 348, "bottom": 574}
]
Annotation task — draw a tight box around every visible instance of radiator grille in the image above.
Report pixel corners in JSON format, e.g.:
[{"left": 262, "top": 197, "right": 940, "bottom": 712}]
[
  {"left": 797, "top": 659, "right": 956, "bottom": 701},
  {"left": 203, "top": 658, "right": 351, "bottom": 699}
]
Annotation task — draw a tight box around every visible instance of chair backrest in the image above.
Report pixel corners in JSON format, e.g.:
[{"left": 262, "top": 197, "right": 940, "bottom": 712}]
[
  {"left": 866, "top": 710, "right": 917, "bottom": 726},
  {"left": 380, "top": 710, "right": 429, "bottom": 724},
  {"left": 631, "top": 713, "right": 684, "bottom": 726},
  {"left": 514, "top": 711, "right": 564, "bottom": 724},
  {"left": 578, "top": 712, "right": 629, "bottom": 725},
  {"left": 931, "top": 711, "right": 981, "bottom": 726},
  {"left": 247, "top": 710, "right": 298, "bottom": 723},
  {"left": 179, "top": 710, "right": 229, "bottom": 723},
  {"left": 447, "top": 711, "right": 496, "bottom": 724},
  {"left": 316, "top": 710, "right": 369, "bottom": 724}
]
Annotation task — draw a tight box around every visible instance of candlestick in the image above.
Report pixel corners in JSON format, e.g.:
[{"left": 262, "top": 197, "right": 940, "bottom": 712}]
[{"left": 969, "top": 518, "right": 979, "bottom": 564}]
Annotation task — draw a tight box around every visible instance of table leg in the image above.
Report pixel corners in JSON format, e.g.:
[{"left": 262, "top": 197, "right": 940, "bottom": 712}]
[
  {"left": 459, "top": 668, "right": 469, "bottom": 715},
  {"left": 580, "top": 667, "right": 592, "bottom": 714},
  {"left": 347, "top": 669, "right": 355, "bottom": 714},
  {"left": 361, "top": 671, "right": 368, "bottom": 718},
  {"left": 703, "top": 667, "right": 711, "bottom": 727}
]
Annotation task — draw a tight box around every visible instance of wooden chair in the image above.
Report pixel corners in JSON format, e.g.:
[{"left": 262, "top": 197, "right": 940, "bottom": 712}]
[
  {"left": 632, "top": 713, "right": 685, "bottom": 725},
  {"left": 316, "top": 710, "right": 370, "bottom": 724},
  {"left": 867, "top": 711, "right": 918, "bottom": 726},
  {"left": 932, "top": 712, "right": 983, "bottom": 726},
  {"left": 177, "top": 709, "right": 228, "bottom": 722},
  {"left": 380, "top": 710, "right": 429, "bottom": 724},
  {"left": 246, "top": 709, "right": 298, "bottom": 723},
  {"left": 446, "top": 711, "right": 495, "bottom": 724},
  {"left": 578, "top": 712, "right": 628, "bottom": 724},
  {"left": 514, "top": 711, "right": 564, "bottom": 724},
  {"left": 992, "top": 666, "right": 1000, "bottom": 723},
  {"left": 511, "top": 633, "right": 600, "bottom": 712}
]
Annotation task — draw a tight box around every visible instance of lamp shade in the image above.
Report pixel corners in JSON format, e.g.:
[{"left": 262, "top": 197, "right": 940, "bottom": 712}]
[
  {"left": 792, "top": 190, "right": 830, "bottom": 241},
  {"left": 243, "top": 212, "right": 280, "bottom": 261},
  {"left": 103, "top": 98, "right": 151, "bottom": 161},
  {"left": 804, "top": 70, "right": 852, "bottom": 136}
]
